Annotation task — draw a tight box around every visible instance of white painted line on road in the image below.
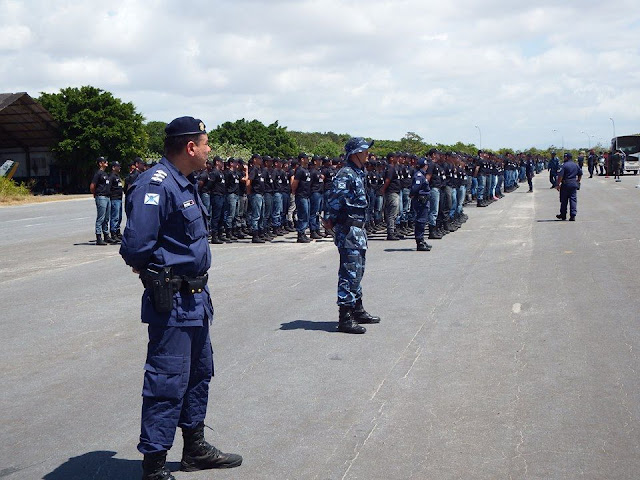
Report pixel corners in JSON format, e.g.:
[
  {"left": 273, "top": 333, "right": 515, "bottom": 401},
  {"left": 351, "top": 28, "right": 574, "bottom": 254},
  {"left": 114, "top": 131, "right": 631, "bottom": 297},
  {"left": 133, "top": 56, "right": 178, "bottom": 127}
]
[{"left": 3, "top": 216, "right": 47, "bottom": 222}]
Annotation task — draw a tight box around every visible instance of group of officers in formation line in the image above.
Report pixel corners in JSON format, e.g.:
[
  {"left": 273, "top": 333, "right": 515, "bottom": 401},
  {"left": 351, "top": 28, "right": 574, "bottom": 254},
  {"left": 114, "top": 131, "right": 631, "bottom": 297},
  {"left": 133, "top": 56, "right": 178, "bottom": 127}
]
[
  {"left": 91, "top": 147, "right": 565, "bottom": 251},
  {"left": 91, "top": 144, "right": 625, "bottom": 252},
  {"left": 171, "top": 148, "right": 545, "bottom": 251}
]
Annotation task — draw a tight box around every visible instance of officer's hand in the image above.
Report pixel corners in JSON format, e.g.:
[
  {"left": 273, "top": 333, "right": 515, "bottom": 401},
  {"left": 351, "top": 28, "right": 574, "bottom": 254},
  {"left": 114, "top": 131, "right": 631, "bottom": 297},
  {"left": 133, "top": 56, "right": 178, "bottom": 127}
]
[
  {"left": 556, "top": 185, "right": 560, "bottom": 191},
  {"left": 132, "top": 268, "right": 140, "bottom": 274}
]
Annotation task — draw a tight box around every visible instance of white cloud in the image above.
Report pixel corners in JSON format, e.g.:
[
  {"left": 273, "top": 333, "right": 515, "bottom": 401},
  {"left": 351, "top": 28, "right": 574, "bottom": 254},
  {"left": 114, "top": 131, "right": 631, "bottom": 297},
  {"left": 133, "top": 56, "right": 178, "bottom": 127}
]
[{"left": 1, "top": 0, "right": 639, "bottom": 149}]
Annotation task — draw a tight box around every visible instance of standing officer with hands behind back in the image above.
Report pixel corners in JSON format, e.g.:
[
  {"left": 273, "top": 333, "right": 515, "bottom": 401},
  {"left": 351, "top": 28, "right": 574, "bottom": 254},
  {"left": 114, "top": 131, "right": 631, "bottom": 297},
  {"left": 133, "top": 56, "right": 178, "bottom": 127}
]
[
  {"left": 324, "top": 137, "right": 381, "bottom": 334},
  {"left": 120, "top": 117, "right": 242, "bottom": 480},
  {"left": 556, "top": 152, "right": 582, "bottom": 222}
]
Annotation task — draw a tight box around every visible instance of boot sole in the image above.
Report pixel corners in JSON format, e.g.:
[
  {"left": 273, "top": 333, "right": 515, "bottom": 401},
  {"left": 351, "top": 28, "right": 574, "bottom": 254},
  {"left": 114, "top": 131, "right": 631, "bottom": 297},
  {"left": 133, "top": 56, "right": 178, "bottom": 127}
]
[{"left": 180, "top": 458, "right": 243, "bottom": 471}]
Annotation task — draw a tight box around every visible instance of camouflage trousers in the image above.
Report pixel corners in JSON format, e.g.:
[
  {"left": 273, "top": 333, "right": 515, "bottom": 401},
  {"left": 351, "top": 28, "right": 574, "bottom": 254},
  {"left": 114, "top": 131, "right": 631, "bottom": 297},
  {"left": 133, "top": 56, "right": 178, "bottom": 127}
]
[{"left": 337, "top": 248, "right": 366, "bottom": 307}]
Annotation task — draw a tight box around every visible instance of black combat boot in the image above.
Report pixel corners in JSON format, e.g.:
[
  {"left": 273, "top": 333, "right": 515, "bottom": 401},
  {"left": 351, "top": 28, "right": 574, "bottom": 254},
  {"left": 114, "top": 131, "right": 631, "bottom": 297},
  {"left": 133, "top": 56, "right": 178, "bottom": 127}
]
[
  {"left": 226, "top": 228, "right": 237, "bottom": 241},
  {"left": 297, "top": 232, "right": 311, "bottom": 243},
  {"left": 142, "top": 451, "right": 175, "bottom": 480},
  {"left": 477, "top": 200, "right": 487, "bottom": 207},
  {"left": 180, "top": 423, "right": 243, "bottom": 471},
  {"left": 338, "top": 305, "right": 366, "bottom": 334},
  {"left": 353, "top": 299, "right": 381, "bottom": 324},
  {"left": 114, "top": 229, "right": 122, "bottom": 239},
  {"left": 96, "top": 234, "right": 107, "bottom": 246},
  {"left": 211, "top": 233, "right": 224, "bottom": 244},
  {"left": 416, "top": 240, "right": 431, "bottom": 251},
  {"left": 252, "top": 231, "right": 265, "bottom": 243},
  {"left": 428, "top": 226, "right": 443, "bottom": 240},
  {"left": 310, "top": 230, "right": 323, "bottom": 239},
  {"left": 105, "top": 232, "right": 119, "bottom": 244},
  {"left": 234, "top": 227, "right": 246, "bottom": 239}
]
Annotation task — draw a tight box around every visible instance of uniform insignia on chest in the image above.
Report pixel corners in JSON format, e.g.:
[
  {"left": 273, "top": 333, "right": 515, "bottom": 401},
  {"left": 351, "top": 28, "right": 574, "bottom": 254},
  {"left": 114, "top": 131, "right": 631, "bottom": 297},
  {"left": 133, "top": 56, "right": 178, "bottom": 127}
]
[
  {"left": 337, "top": 181, "right": 346, "bottom": 189},
  {"left": 183, "top": 199, "right": 195, "bottom": 208},
  {"left": 144, "top": 193, "right": 160, "bottom": 205},
  {"left": 150, "top": 170, "right": 168, "bottom": 185}
]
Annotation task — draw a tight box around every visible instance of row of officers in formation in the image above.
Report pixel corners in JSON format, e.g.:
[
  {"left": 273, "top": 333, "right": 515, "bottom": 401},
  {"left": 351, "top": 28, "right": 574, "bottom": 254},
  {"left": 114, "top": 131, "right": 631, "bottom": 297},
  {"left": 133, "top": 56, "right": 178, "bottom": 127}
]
[{"left": 91, "top": 149, "right": 552, "bottom": 251}]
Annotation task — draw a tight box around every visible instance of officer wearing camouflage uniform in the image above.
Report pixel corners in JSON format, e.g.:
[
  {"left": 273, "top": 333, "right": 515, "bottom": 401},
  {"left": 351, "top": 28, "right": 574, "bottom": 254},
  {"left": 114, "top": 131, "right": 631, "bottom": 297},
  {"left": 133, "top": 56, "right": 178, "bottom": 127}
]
[
  {"left": 324, "top": 137, "right": 381, "bottom": 334},
  {"left": 410, "top": 157, "right": 432, "bottom": 251},
  {"left": 120, "top": 117, "right": 242, "bottom": 480}
]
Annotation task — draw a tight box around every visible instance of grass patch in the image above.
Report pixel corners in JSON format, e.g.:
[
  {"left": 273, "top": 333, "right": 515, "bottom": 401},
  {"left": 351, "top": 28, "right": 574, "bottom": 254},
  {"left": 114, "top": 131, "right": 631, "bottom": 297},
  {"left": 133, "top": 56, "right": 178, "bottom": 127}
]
[{"left": 0, "top": 177, "right": 32, "bottom": 203}]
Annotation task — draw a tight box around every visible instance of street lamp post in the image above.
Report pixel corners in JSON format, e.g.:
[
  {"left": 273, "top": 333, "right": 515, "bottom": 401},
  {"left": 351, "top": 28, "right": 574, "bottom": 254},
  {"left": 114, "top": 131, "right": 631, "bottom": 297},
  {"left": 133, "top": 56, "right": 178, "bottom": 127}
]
[
  {"left": 610, "top": 117, "right": 617, "bottom": 150},
  {"left": 474, "top": 125, "right": 482, "bottom": 150},
  {"left": 552, "top": 129, "right": 564, "bottom": 155}
]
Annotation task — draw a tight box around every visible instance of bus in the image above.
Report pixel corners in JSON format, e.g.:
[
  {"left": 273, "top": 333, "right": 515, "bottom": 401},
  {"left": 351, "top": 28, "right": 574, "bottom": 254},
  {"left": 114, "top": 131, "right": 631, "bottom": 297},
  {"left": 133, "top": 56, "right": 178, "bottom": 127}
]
[{"left": 611, "top": 135, "right": 640, "bottom": 175}]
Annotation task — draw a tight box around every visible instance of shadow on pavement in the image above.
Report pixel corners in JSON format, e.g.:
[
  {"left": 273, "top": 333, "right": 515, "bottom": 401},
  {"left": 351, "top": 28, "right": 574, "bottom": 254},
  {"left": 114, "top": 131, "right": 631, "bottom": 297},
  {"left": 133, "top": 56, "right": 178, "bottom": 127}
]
[
  {"left": 280, "top": 320, "right": 336, "bottom": 332},
  {"left": 384, "top": 248, "right": 415, "bottom": 252},
  {"left": 42, "top": 450, "right": 180, "bottom": 480},
  {"left": 536, "top": 219, "right": 565, "bottom": 223}
]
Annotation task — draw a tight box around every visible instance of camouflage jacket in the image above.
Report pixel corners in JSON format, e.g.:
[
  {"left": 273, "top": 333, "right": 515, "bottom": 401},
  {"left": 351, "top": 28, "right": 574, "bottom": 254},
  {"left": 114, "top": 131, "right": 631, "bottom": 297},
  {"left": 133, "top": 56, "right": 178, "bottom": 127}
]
[{"left": 326, "top": 160, "right": 368, "bottom": 250}]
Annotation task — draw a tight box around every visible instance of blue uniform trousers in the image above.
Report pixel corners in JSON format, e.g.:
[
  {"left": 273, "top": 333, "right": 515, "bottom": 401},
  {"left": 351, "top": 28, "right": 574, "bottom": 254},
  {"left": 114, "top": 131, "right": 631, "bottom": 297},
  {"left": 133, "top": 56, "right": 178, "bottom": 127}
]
[
  {"left": 249, "top": 193, "right": 264, "bottom": 232},
  {"left": 309, "top": 192, "right": 323, "bottom": 231},
  {"left": 95, "top": 196, "right": 111, "bottom": 235},
  {"left": 272, "top": 192, "right": 283, "bottom": 227},
  {"left": 295, "top": 196, "right": 310, "bottom": 233},
  {"left": 224, "top": 193, "right": 238, "bottom": 229},
  {"left": 337, "top": 248, "right": 365, "bottom": 307},
  {"left": 210, "top": 194, "right": 225, "bottom": 233},
  {"left": 559, "top": 185, "right": 578, "bottom": 218},
  {"left": 413, "top": 198, "right": 429, "bottom": 241},
  {"left": 110, "top": 198, "right": 122, "bottom": 233},
  {"left": 139, "top": 322, "right": 213, "bottom": 455}
]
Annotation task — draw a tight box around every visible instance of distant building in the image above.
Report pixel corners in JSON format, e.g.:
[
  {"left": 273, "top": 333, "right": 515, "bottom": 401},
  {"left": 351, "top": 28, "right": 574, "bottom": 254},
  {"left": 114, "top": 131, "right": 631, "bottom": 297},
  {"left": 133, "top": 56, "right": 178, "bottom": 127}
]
[{"left": 0, "top": 92, "right": 64, "bottom": 191}]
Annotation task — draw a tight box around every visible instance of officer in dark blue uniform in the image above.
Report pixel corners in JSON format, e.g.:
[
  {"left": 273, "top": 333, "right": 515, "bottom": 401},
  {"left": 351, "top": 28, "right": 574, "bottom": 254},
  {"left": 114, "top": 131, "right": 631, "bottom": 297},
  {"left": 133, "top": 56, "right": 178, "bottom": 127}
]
[
  {"left": 120, "top": 117, "right": 242, "bottom": 480},
  {"left": 556, "top": 152, "right": 582, "bottom": 221},
  {"left": 410, "top": 158, "right": 432, "bottom": 251},
  {"left": 324, "top": 137, "right": 381, "bottom": 334}
]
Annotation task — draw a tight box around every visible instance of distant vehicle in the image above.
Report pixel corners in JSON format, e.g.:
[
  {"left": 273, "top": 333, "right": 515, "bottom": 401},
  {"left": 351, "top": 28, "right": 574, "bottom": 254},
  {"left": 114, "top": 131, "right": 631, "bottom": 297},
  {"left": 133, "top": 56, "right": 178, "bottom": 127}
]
[
  {"left": 611, "top": 135, "right": 640, "bottom": 175},
  {"left": 0, "top": 160, "right": 19, "bottom": 179}
]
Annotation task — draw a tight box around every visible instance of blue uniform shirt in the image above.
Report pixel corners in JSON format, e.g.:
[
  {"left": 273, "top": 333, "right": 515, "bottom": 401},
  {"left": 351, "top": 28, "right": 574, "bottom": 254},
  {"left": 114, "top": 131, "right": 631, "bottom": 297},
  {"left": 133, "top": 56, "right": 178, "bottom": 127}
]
[
  {"left": 410, "top": 169, "right": 430, "bottom": 196},
  {"left": 558, "top": 160, "right": 582, "bottom": 187},
  {"left": 120, "top": 157, "right": 213, "bottom": 327},
  {"left": 326, "top": 160, "right": 368, "bottom": 250}
]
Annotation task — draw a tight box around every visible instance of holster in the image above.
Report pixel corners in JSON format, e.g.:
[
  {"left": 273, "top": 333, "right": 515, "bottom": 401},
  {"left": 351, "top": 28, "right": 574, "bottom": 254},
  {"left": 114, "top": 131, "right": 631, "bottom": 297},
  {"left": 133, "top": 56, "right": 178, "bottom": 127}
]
[{"left": 140, "top": 267, "right": 175, "bottom": 313}]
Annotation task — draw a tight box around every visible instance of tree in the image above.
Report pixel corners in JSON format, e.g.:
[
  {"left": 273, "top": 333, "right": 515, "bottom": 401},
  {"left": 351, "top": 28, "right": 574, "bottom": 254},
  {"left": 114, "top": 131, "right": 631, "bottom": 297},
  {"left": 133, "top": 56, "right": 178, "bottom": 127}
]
[
  {"left": 38, "top": 86, "right": 147, "bottom": 191},
  {"left": 144, "top": 121, "right": 167, "bottom": 156},
  {"left": 399, "top": 132, "right": 426, "bottom": 155},
  {"left": 208, "top": 119, "right": 298, "bottom": 157}
]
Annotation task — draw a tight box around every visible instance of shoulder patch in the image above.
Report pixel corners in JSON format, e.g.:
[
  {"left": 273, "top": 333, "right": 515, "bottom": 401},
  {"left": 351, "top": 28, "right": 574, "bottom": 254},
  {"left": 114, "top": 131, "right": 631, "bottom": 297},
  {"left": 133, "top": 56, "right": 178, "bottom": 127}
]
[
  {"left": 337, "top": 181, "right": 347, "bottom": 189},
  {"left": 150, "top": 170, "right": 168, "bottom": 185},
  {"left": 144, "top": 193, "right": 160, "bottom": 206}
]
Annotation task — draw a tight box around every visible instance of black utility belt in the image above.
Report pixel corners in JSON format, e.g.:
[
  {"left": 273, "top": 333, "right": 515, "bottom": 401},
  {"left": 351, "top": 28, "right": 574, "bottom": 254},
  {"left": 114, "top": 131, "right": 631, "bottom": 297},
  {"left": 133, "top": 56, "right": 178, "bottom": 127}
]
[
  {"left": 141, "top": 269, "right": 208, "bottom": 294},
  {"left": 340, "top": 219, "right": 365, "bottom": 228}
]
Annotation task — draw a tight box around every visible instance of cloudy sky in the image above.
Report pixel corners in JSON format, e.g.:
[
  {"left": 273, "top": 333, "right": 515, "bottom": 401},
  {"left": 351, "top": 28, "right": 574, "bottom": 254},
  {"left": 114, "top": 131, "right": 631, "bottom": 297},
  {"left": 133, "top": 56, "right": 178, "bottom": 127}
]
[{"left": 2, "top": 0, "right": 639, "bottom": 150}]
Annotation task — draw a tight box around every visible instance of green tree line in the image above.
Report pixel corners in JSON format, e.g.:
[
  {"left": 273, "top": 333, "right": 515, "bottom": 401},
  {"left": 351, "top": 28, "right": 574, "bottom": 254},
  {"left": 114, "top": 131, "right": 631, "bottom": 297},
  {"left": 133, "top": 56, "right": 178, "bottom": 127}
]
[{"left": 36, "top": 85, "right": 598, "bottom": 192}]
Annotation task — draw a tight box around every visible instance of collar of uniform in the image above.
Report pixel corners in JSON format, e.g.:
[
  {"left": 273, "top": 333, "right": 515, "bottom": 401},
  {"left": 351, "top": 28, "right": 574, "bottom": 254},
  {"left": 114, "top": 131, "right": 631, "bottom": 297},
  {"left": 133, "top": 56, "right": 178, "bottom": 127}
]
[
  {"left": 160, "top": 157, "right": 192, "bottom": 189},
  {"left": 346, "top": 159, "right": 365, "bottom": 174}
]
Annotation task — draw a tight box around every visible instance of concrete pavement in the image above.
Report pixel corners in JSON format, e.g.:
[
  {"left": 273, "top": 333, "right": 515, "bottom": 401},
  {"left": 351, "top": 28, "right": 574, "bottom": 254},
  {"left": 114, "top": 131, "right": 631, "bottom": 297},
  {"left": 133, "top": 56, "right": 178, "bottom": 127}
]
[{"left": 1, "top": 173, "right": 639, "bottom": 479}]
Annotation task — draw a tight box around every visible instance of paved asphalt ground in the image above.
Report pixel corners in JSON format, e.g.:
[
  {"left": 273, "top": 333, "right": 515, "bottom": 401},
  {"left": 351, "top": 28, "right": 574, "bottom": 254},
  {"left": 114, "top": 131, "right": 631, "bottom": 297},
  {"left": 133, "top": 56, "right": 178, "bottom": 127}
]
[{"left": 1, "top": 172, "right": 640, "bottom": 480}]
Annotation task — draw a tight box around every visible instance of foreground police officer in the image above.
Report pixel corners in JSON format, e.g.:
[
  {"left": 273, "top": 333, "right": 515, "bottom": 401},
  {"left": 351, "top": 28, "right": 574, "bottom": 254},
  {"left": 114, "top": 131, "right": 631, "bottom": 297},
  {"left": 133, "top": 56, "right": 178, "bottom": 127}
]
[
  {"left": 120, "top": 117, "right": 242, "bottom": 480},
  {"left": 324, "top": 137, "right": 381, "bottom": 334},
  {"left": 556, "top": 152, "right": 582, "bottom": 221}
]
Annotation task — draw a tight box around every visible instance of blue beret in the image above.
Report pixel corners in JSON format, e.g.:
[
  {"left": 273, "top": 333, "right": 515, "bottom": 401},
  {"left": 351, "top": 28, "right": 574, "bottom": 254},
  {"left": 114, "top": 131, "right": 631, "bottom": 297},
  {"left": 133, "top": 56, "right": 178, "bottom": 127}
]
[{"left": 165, "top": 116, "right": 207, "bottom": 137}]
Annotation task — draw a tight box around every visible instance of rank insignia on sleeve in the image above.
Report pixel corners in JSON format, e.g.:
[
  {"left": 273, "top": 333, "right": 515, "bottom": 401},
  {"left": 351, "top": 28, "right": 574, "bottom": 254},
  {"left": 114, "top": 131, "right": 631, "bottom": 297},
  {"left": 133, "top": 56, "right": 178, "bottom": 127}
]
[
  {"left": 150, "top": 170, "right": 168, "bottom": 185},
  {"left": 337, "top": 181, "right": 346, "bottom": 189},
  {"left": 144, "top": 193, "right": 160, "bottom": 205}
]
